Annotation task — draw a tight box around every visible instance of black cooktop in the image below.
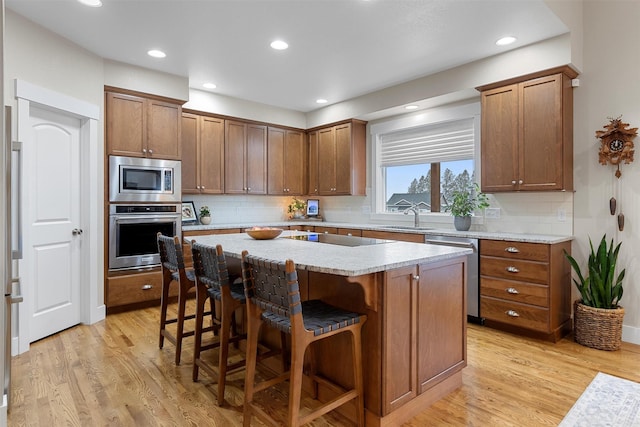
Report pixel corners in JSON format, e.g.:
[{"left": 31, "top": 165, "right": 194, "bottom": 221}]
[{"left": 284, "top": 233, "right": 394, "bottom": 247}]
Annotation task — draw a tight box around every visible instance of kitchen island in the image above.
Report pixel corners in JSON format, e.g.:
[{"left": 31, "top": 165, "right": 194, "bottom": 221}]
[{"left": 188, "top": 230, "right": 471, "bottom": 426}]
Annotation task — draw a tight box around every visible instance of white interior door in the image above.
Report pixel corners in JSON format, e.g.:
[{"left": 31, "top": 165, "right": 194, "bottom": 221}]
[{"left": 25, "top": 106, "right": 82, "bottom": 342}]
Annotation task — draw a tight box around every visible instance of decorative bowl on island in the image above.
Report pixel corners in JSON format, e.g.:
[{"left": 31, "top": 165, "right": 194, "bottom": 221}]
[{"left": 246, "top": 227, "right": 283, "bottom": 240}]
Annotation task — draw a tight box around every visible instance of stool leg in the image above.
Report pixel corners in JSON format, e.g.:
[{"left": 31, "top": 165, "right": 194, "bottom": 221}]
[
  {"left": 159, "top": 271, "right": 172, "bottom": 349},
  {"left": 192, "top": 284, "right": 207, "bottom": 381},
  {"left": 352, "top": 328, "right": 365, "bottom": 427},
  {"left": 217, "top": 299, "right": 234, "bottom": 406},
  {"left": 174, "top": 282, "right": 188, "bottom": 365},
  {"left": 287, "top": 341, "right": 307, "bottom": 427},
  {"left": 243, "top": 310, "right": 262, "bottom": 427}
]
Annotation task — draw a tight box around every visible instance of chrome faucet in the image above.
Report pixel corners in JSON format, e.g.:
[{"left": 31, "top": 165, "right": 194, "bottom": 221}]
[{"left": 404, "top": 204, "right": 420, "bottom": 228}]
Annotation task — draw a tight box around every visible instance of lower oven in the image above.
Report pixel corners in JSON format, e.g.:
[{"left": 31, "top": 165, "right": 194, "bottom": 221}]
[
  {"left": 109, "top": 204, "right": 182, "bottom": 271},
  {"left": 424, "top": 234, "right": 482, "bottom": 324}
]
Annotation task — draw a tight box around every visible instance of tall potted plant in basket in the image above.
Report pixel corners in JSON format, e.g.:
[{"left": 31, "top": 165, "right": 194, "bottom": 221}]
[
  {"left": 564, "top": 234, "right": 626, "bottom": 351},
  {"left": 444, "top": 183, "right": 489, "bottom": 231}
]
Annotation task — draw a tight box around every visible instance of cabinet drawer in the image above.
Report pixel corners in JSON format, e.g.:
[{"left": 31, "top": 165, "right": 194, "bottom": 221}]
[
  {"left": 314, "top": 226, "right": 339, "bottom": 234},
  {"left": 480, "top": 277, "right": 548, "bottom": 307},
  {"left": 107, "top": 271, "right": 165, "bottom": 307},
  {"left": 481, "top": 296, "right": 549, "bottom": 332},
  {"left": 480, "top": 256, "right": 548, "bottom": 284},
  {"left": 337, "top": 228, "right": 362, "bottom": 237},
  {"left": 480, "top": 240, "right": 548, "bottom": 262}
]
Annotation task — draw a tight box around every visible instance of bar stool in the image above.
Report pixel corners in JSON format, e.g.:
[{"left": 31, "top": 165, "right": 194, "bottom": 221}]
[
  {"left": 240, "top": 250, "right": 367, "bottom": 427},
  {"left": 190, "top": 241, "right": 246, "bottom": 406},
  {"left": 157, "top": 232, "right": 200, "bottom": 365}
]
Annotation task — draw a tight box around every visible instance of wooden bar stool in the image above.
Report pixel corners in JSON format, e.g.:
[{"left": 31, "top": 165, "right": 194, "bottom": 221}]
[
  {"left": 157, "top": 232, "right": 201, "bottom": 365},
  {"left": 241, "top": 250, "right": 367, "bottom": 427},
  {"left": 190, "top": 241, "right": 246, "bottom": 406}
]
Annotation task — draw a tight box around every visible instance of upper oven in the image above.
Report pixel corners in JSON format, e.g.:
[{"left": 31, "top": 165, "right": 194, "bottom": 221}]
[{"left": 109, "top": 155, "right": 181, "bottom": 203}]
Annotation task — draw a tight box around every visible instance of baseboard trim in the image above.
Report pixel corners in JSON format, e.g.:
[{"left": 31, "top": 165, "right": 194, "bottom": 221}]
[{"left": 622, "top": 324, "right": 640, "bottom": 345}]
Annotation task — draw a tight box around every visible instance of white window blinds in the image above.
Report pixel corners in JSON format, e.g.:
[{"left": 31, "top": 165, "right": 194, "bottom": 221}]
[{"left": 380, "top": 118, "right": 474, "bottom": 167}]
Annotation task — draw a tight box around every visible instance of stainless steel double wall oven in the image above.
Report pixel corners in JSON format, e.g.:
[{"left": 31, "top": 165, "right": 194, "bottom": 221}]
[{"left": 108, "top": 156, "right": 182, "bottom": 271}]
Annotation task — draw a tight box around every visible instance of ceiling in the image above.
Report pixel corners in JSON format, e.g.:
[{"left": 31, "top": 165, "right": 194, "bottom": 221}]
[{"left": 6, "top": 0, "right": 569, "bottom": 114}]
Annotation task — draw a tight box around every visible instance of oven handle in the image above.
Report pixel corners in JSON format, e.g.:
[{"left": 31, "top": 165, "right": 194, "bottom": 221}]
[
  {"left": 111, "top": 214, "right": 181, "bottom": 221},
  {"left": 425, "top": 239, "right": 475, "bottom": 249}
]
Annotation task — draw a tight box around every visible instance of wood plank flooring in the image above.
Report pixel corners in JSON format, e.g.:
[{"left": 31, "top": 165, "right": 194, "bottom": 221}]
[{"left": 9, "top": 301, "right": 640, "bottom": 426}]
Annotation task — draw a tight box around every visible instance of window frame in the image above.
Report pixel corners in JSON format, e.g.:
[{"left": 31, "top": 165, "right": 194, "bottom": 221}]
[{"left": 370, "top": 102, "right": 481, "bottom": 220}]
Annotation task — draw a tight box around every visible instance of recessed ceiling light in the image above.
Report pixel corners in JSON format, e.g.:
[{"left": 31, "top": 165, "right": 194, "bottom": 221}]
[
  {"left": 496, "top": 36, "right": 517, "bottom": 46},
  {"left": 316, "top": 99, "right": 328, "bottom": 104},
  {"left": 405, "top": 105, "right": 419, "bottom": 110},
  {"left": 203, "top": 82, "right": 217, "bottom": 89},
  {"left": 77, "top": 0, "right": 102, "bottom": 6},
  {"left": 147, "top": 49, "right": 166, "bottom": 58},
  {"left": 270, "top": 40, "right": 289, "bottom": 50}
]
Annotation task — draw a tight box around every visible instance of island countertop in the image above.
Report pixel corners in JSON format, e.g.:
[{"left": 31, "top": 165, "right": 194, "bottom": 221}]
[{"left": 186, "top": 230, "right": 472, "bottom": 277}]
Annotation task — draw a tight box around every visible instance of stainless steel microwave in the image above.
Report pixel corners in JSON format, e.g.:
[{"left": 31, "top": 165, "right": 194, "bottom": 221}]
[{"left": 109, "top": 155, "right": 181, "bottom": 203}]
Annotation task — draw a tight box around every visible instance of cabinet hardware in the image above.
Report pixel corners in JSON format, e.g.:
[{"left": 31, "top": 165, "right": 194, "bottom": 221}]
[
  {"left": 519, "top": 179, "right": 523, "bottom": 184},
  {"left": 412, "top": 275, "right": 420, "bottom": 281},
  {"left": 505, "top": 246, "right": 520, "bottom": 253},
  {"left": 148, "top": 149, "right": 153, "bottom": 155},
  {"left": 72, "top": 228, "right": 83, "bottom": 235},
  {"left": 506, "top": 266, "right": 519, "bottom": 273},
  {"left": 506, "top": 287, "right": 519, "bottom": 294},
  {"left": 505, "top": 310, "right": 520, "bottom": 317},
  {"left": 141, "top": 284, "right": 153, "bottom": 290},
  {"left": 142, "top": 148, "right": 147, "bottom": 153},
  {"left": 511, "top": 180, "right": 516, "bottom": 185}
]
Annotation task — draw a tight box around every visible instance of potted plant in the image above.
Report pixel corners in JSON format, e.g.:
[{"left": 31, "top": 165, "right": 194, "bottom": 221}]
[
  {"left": 199, "top": 205, "right": 211, "bottom": 225},
  {"left": 444, "top": 183, "right": 489, "bottom": 231},
  {"left": 287, "top": 197, "right": 306, "bottom": 219},
  {"left": 564, "top": 234, "right": 626, "bottom": 350}
]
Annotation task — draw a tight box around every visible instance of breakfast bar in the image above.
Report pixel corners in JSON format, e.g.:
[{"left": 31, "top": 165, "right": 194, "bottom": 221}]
[{"left": 188, "top": 230, "right": 471, "bottom": 426}]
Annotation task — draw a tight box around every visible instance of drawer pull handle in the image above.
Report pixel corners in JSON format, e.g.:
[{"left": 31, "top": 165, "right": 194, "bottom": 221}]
[
  {"left": 505, "top": 246, "right": 520, "bottom": 253},
  {"left": 506, "top": 310, "right": 520, "bottom": 317},
  {"left": 506, "top": 287, "right": 519, "bottom": 294},
  {"left": 141, "top": 284, "right": 153, "bottom": 290},
  {"left": 506, "top": 266, "right": 520, "bottom": 273}
]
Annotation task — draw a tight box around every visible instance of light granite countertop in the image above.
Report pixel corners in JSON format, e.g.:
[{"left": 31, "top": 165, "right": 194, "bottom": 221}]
[
  {"left": 183, "top": 221, "right": 572, "bottom": 245},
  {"left": 187, "top": 230, "right": 472, "bottom": 277}
]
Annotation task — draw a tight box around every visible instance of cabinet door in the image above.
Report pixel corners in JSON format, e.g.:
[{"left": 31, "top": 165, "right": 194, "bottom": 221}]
[
  {"left": 284, "top": 130, "right": 305, "bottom": 195},
  {"left": 416, "top": 259, "right": 466, "bottom": 392},
  {"left": 225, "top": 120, "right": 247, "bottom": 194},
  {"left": 307, "top": 131, "right": 319, "bottom": 195},
  {"left": 267, "top": 127, "right": 286, "bottom": 195},
  {"left": 246, "top": 124, "right": 267, "bottom": 194},
  {"left": 181, "top": 113, "right": 199, "bottom": 193},
  {"left": 480, "top": 84, "right": 519, "bottom": 192},
  {"left": 383, "top": 265, "right": 418, "bottom": 414},
  {"left": 106, "top": 92, "right": 146, "bottom": 157},
  {"left": 334, "top": 123, "right": 352, "bottom": 195},
  {"left": 147, "top": 99, "right": 181, "bottom": 160},
  {"left": 200, "top": 116, "right": 225, "bottom": 194},
  {"left": 317, "top": 127, "right": 336, "bottom": 195},
  {"left": 519, "top": 74, "right": 564, "bottom": 191}
]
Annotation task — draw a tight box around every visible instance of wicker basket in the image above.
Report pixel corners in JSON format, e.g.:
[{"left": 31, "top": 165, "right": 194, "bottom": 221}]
[{"left": 573, "top": 300, "right": 625, "bottom": 351}]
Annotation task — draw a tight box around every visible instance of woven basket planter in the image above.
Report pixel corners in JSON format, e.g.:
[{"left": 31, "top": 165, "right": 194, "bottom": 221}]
[{"left": 574, "top": 300, "right": 625, "bottom": 351}]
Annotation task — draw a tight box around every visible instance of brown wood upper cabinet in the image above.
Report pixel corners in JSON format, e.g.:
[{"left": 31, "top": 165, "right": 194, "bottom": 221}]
[
  {"left": 478, "top": 66, "right": 577, "bottom": 192},
  {"left": 267, "top": 127, "right": 305, "bottom": 195},
  {"left": 106, "top": 91, "right": 182, "bottom": 160},
  {"left": 224, "top": 120, "right": 267, "bottom": 194},
  {"left": 308, "top": 119, "right": 366, "bottom": 196},
  {"left": 181, "top": 112, "right": 224, "bottom": 194}
]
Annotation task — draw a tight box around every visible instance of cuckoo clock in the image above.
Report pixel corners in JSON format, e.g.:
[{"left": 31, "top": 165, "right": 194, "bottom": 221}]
[{"left": 596, "top": 117, "right": 636, "bottom": 178}]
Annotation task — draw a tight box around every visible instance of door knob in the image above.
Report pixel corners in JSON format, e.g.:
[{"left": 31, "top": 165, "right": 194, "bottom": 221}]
[{"left": 72, "top": 228, "right": 83, "bottom": 235}]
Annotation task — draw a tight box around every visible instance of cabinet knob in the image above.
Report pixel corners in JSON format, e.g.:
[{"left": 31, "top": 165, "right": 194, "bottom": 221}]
[
  {"left": 505, "top": 246, "right": 520, "bottom": 253},
  {"left": 201, "top": 186, "right": 205, "bottom": 190},
  {"left": 506, "top": 310, "right": 520, "bottom": 317},
  {"left": 506, "top": 287, "right": 519, "bottom": 294},
  {"left": 347, "top": 233, "right": 352, "bottom": 236},
  {"left": 141, "top": 284, "right": 153, "bottom": 290},
  {"left": 511, "top": 180, "right": 516, "bottom": 185},
  {"left": 518, "top": 179, "right": 523, "bottom": 184},
  {"left": 412, "top": 275, "right": 420, "bottom": 281},
  {"left": 142, "top": 148, "right": 147, "bottom": 153},
  {"left": 247, "top": 187, "right": 251, "bottom": 191},
  {"left": 506, "top": 266, "right": 520, "bottom": 273}
]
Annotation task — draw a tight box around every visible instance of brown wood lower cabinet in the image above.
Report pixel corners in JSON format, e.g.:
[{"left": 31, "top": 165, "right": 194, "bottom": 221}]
[
  {"left": 106, "top": 269, "right": 172, "bottom": 312},
  {"left": 361, "top": 229, "right": 424, "bottom": 243},
  {"left": 479, "top": 239, "right": 572, "bottom": 342}
]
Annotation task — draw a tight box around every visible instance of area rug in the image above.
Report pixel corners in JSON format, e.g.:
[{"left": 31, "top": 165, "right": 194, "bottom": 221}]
[{"left": 559, "top": 372, "right": 640, "bottom": 426}]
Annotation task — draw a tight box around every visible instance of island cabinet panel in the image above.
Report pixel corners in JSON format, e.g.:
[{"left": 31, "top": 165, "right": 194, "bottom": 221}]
[
  {"left": 311, "top": 119, "right": 366, "bottom": 196},
  {"left": 224, "top": 120, "right": 267, "bottom": 194},
  {"left": 267, "top": 127, "right": 305, "bottom": 195},
  {"left": 479, "top": 66, "right": 576, "bottom": 192},
  {"left": 181, "top": 112, "right": 224, "bottom": 194},
  {"left": 480, "top": 239, "right": 572, "bottom": 342},
  {"left": 382, "top": 257, "right": 467, "bottom": 415},
  {"left": 106, "top": 90, "right": 182, "bottom": 160}
]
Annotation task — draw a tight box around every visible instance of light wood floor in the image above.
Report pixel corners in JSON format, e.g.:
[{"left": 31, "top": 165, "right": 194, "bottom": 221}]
[{"left": 9, "top": 301, "right": 640, "bottom": 426}]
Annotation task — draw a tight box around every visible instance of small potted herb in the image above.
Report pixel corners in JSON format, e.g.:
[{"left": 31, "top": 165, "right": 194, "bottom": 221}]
[{"left": 199, "top": 205, "right": 211, "bottom": 225}]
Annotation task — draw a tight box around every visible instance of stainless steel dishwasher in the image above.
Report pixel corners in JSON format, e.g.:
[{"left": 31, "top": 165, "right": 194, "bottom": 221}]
[{"left": 424, "top": 234, "right": 483, "bottom": 324}]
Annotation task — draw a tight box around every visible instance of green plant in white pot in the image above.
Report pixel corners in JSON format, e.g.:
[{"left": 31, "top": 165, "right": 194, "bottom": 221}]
[
  {"left": 564, "top": 234, "right": 626, "bottom": 350},
  {"left": 444, "top": 183, "right": 489, "bottom": 231},
  {"left": 199, "top": 205, "right": 211, "bottom": 225}
]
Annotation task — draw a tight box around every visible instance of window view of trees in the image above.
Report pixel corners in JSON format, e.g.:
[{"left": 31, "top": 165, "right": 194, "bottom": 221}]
[{"left": 408, "top": 168, "right": 475, "bottom": 206}]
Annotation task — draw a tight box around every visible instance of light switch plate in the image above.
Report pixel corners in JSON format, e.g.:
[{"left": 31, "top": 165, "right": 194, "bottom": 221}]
[{"left": 485, "top": 208, "right": 500, "bottom": 219}]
